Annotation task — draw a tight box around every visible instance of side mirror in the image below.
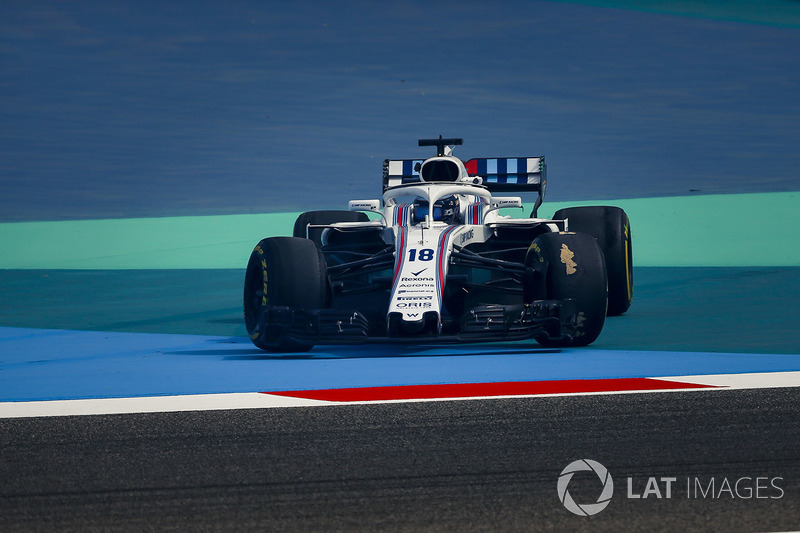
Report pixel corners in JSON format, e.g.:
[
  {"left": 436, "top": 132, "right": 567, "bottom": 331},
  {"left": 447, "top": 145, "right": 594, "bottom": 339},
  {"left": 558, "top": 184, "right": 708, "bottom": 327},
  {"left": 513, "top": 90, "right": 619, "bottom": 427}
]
[
  {"left": 491, "top": 197, "right": 523, "bottom": 209},
  {"left": 348, "top": 199, "right": 381, "bottom": 213}
]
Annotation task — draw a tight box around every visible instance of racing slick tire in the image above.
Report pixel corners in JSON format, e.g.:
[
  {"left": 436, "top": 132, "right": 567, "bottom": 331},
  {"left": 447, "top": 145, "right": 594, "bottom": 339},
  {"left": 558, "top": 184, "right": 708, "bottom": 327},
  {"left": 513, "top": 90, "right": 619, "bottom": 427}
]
[
  {"left": 293, "top": 210, "right": 370, "bottom": 247},
  {"left": 243, "top": 237, "right": 327, "bottom": 352},
  {"left": 553, "top": 206, "right": 633, "bottom": 316},
  {"left": 526, "top": 232, "right": 608, "bottom": 347}
]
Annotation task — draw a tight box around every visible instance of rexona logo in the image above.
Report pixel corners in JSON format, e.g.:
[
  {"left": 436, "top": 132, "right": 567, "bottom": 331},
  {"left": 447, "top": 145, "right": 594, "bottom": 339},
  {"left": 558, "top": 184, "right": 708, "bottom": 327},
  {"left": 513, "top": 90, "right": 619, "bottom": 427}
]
[{"left": 557, "top": 459, "right": 614, "bottom": 516}]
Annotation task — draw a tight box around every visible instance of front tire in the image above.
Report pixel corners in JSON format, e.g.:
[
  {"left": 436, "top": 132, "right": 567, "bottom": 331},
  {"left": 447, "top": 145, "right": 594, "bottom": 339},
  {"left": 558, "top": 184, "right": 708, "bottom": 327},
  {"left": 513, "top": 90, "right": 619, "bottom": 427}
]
[
  {"left": 243, "top": 237, "right": 327, "bottom": 352},
  {"left": 553, "top": 206, "right": 633, "bottom": 316},
  {"left": 526, "top": 232, "right": 608, "bottom": 347}
]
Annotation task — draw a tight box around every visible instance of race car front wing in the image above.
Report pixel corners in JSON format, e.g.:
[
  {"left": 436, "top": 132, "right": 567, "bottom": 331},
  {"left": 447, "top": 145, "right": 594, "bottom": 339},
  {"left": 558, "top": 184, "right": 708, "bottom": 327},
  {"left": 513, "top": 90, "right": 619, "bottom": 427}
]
[{"left": 253, "top": 298, "right": 578, "bottom": 348}]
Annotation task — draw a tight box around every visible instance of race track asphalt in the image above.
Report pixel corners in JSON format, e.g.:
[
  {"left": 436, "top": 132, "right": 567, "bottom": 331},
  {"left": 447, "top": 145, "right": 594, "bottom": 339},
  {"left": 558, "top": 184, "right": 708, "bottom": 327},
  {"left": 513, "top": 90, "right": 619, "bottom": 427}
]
[{"left": 2, "top": 389, "right": 799, "bottom": 532}]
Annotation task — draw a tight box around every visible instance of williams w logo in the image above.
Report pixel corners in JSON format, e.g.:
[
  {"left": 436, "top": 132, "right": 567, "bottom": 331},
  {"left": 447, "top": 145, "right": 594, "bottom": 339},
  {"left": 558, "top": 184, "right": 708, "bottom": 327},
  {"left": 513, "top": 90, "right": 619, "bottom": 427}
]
[{"left": 557, "top": 459, "right": 614, "bottom": 516}]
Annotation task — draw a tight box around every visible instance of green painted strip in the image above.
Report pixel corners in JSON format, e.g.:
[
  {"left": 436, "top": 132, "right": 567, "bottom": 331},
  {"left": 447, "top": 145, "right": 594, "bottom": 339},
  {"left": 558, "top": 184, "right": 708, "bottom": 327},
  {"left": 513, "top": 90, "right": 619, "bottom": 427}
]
[
  {"left": 0, "top": 213, "right": 302, "bottom": 270},
  {"left": 1, "top": 192, "right": 798, "bottom": 269},
  {"left": 538, "top": 192, "right": 800, "bottom": 267}
]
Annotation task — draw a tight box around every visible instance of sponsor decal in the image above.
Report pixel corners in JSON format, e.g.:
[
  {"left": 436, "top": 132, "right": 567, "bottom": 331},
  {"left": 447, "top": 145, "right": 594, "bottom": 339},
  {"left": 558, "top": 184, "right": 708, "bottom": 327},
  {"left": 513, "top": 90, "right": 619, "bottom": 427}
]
[
  {"left": 560, "top": 244, "right": 577, "bottom": 275},
  {"left": 397, "top": 290, "right": 435, "bottom": 295},
  {"left": 497, "top": 198, "right": 519, "bottom": 206}
]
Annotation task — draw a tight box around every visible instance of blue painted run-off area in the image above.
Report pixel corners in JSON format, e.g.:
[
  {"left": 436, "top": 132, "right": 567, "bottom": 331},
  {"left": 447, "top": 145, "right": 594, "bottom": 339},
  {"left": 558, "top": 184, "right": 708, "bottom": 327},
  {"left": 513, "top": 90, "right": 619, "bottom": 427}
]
[{"left": 2, "top": 327, "right": 800, "bottom": 402}]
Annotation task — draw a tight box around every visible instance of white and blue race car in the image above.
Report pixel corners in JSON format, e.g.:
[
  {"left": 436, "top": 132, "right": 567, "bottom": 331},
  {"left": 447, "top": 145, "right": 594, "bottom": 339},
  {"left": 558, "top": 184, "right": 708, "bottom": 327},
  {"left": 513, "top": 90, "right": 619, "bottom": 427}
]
[{"left": 244, "top": 137, "right": 632, "bottom": 352}]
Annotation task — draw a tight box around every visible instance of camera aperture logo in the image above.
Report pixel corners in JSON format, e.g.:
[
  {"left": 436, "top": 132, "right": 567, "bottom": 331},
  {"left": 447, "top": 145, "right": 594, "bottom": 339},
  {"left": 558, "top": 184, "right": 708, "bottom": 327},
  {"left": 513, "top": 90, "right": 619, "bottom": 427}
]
[
  {"left": 557, "top": 460, "right": 786, "bottom": 516},
  {"left": 557, "top": 459, "right": 614, "bottom": 516}
]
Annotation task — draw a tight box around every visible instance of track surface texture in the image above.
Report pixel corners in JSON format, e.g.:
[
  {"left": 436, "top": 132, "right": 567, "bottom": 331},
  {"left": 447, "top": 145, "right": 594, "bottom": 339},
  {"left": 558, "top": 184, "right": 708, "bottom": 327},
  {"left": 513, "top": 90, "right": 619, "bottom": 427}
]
[{"left": 2, "top": 389, "right": 799, "bottom": 532}]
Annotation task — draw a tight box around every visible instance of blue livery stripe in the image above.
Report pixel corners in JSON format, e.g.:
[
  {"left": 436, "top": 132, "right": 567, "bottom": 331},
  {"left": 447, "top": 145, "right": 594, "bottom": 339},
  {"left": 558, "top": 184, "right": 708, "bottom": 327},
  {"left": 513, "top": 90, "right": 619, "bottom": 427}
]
[{"left": 497, "top": 158, "right": 507, "bottom": 175}]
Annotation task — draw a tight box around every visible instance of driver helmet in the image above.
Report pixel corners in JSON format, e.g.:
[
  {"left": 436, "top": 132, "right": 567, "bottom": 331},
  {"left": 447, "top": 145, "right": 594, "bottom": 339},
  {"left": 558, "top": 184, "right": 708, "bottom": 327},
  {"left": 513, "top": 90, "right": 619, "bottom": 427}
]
[{"left": 413, "top": 195, "right": 460, "bottom": 224}]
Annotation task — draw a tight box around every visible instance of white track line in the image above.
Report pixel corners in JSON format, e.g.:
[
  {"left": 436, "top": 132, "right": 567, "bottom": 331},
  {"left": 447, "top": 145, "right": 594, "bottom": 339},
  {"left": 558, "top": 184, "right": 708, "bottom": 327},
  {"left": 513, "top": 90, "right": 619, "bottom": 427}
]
[
  {"left": 1, "top": 371, "right": 799, "bottom": 419},
  {"left": 0, "top": 393, "right": 328, "bottom": 419},
  {"left": 651, "top": 371, "right": 800, "bottom": 389}
]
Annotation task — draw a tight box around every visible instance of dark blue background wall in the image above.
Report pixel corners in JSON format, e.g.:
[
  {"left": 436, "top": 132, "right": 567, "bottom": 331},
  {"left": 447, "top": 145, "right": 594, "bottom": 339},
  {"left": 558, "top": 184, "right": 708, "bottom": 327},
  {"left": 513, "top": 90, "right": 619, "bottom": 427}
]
[{"left": 2, "top": 1, "right": 799, "bottom": 220}]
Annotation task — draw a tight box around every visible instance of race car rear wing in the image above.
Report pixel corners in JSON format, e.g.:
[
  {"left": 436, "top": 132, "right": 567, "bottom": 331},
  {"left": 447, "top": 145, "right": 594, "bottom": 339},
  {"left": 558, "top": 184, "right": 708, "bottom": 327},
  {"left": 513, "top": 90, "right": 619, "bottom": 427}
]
[
  {"left": 383, "top": 157, "right": 547, "bottom": 215},
  {"left": 383, "top": 157, "right": 546, "bottom": 192}
]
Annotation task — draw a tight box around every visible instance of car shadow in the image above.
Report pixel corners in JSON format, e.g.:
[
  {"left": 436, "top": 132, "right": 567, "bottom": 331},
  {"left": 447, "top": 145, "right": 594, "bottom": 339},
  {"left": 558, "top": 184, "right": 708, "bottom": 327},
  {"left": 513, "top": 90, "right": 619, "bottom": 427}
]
[{"left": 164, "top": 337, "right": 562, "bottom": 360}]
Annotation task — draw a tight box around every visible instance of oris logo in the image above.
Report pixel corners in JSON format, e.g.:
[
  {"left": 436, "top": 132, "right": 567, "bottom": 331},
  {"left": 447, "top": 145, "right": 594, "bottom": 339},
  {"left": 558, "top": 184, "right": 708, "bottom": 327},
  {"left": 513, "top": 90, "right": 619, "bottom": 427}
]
[{"left": 557, "top": 460, "right": 614, "bottom": 516}]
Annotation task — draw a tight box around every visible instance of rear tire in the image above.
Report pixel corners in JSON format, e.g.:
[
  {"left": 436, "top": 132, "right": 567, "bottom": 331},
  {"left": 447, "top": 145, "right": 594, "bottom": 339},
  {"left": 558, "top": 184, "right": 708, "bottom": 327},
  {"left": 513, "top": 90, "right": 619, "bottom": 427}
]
[
  {"left": 243, "top": 237, "right": 327, "bottom": 352},
  {"left": 553, "top": 206, "right": 633, "bottom": 316},
  {"left": 293, "top": 210, "right": 370, "bottom": 247},
  {"left": 526, "top": 232, "right": 608, "bottom": 347}
]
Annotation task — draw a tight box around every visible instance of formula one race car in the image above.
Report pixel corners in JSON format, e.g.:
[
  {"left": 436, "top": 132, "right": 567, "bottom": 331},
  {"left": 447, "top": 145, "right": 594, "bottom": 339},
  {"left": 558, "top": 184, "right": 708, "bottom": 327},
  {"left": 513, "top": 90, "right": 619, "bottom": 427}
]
[{"left": 244, "top": 137, "right": 633, "bottom": 352}]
